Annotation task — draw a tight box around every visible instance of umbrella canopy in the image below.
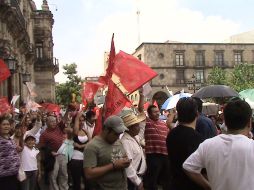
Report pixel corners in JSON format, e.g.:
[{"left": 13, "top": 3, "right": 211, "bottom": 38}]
[
  {"left": 239, "top": 89, "right": 254, "bottom": 109},
  {"left": 161, "top": 93, "right": 192, "bottom": 110},
  {"left": 192, "top": 85, "right": 239, "bottom": 99}
]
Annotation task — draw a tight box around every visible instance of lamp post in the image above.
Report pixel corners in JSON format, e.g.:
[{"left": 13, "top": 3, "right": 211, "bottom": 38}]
[{"left": 187, "top": 74, "right": 201, "bottom": 93}]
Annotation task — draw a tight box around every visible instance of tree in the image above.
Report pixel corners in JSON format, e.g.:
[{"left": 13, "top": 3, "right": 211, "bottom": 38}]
[
  {"left": 56, "top": 63, "right": 83, "bottom": 106},
  {"left": 207, "top": 66, "right": 227, "bottom": 85},
  {"left": 228, "top": 63, "right": 254, "bottom": 92}
]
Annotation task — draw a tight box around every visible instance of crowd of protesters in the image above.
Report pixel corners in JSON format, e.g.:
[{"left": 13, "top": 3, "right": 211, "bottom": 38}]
[{"left": 0, "top": 91, "right": 254, "bottom": 190}]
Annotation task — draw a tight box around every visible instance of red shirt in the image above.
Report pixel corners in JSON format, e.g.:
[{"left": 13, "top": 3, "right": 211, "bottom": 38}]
[
  {"left": 145, "top": 117, "right": 169, "bottom": 155},
  {"left": 39, "top": 127, "right": 65, "bottom": 152}
]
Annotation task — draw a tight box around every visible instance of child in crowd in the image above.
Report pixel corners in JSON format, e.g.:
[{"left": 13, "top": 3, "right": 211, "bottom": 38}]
[{"left": 20, "top": 134, "right": 40, "bottom": 190}]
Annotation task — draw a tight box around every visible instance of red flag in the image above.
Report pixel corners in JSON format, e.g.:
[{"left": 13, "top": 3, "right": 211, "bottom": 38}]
[
  {"left": 40, "top": 103, "right": 60, "bottom": 114},
  {"left": 104, "top": 34, "right": 115, "bottom": 84},
  {"left": 82, "top": 82, "right": 104, "bottom": 102},
  {"left": 144, "top": 102, "right": 150, "bottom": 110},
  {"left": 98, "top": 76, "right": 108, "bottom": 86},
  {"left": 112, "top": 51, "right": 158, "bottom": 94},
  {"left": 0, "top": 97, "right": 11, "bottom": 115},
  {"left": 93, "top": 108, "right": 103, "bottom": 137},
  {"left": 105, "top": 80, "right": 130, "bottom": 118},
  {"left": 153, "top": 100, "right": 158, "bottom": 108},
  {"left": 0, "top": 59, "right": 11, "bottom": 82}
]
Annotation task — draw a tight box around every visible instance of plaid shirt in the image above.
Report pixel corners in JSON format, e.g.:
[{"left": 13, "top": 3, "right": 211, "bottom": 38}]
[{"left": 145, "top": 117, "right": 169, "bottom": 155}]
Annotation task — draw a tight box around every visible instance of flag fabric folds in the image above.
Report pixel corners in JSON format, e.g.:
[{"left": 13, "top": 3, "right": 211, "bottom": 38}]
[
  {"left": 82, "top": 82, "right": 104, "bottom": 103},
  {"left": 0, "top": 97, "right": 11, "bottom": 115},
  {"left": 112, "top": 50, "right": 158, "bottom": 94},
  {"left": 105, "top": 80, "right": 129, "bottom": 118},
  {"left": 0, "top": 59, "right": 11, "bottom": 82}
]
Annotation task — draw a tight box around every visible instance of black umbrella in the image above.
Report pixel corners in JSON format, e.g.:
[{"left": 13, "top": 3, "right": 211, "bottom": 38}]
[{"left": 192, "top": 85, "right": 239, "bottom": 99}]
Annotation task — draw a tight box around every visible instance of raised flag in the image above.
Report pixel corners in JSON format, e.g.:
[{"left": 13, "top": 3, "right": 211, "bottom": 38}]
[
  {"left": 104, "top": 33, "right": 115, "bottom": 84},
  {"left": 153, "top": 100, "right": 159, "bottom": 108},
  {"left": 0, "top": 97, "right": 11, "bottom": 115},
  {"left": 104, "top": 80, "right": 130, "bottom": 118},
  {"left": 0, "top": 59, "right": 11, "bottom": 82},
  {"left": 112, "top": 51, "right": 158, "bottom": 94},
  {"left": 93, "top": 108, "right": 102, "bottom": 137},
  {"left": 82, "top": 82, "right": 104, "bottom": 102},
  {"left": 40, "top": 103, "right": 60, "bottom": 114}
]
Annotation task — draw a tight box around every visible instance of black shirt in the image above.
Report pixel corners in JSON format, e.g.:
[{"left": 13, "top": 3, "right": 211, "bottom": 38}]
[{"left": 166, "top": 124, "right": 205, "bottom": 190}]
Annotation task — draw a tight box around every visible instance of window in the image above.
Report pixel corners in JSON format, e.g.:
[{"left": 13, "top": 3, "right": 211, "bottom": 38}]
[
  {"left": 36, "top": 42, "right": 43, "bottom": 58},
  {"left": 215, "top": 51, "right": 224, "bottom": 66},
  {"left": 234, "top": 52, "right": 242, "bottom": 64},
  {"left": 175, "top": 52, "right": 184, "bottom": 66},
  {"left": 195, "top": 70, "right": 204, "bottom": 83},
  {"left": 195, "top": 51, "right": 205, "bottom": 66},
  {"left": 176, "top": 70, "right": 185, "bottom": 84},
  {"left": 137, "top": 54, "right": 142, "bottom": 60}
]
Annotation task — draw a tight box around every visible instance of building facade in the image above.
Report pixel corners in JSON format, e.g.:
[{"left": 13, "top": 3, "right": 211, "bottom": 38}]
[
  {"left": 0, "top": 0, "right": 58, "bottom": 105},
  {"left": 133, "top": 42, "right": 254, "bottom": 106}
]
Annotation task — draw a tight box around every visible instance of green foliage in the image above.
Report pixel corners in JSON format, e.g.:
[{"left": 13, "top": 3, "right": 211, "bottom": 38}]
[
  {"left": 207, "top": 66, "right": 227, "bottom": 85},
  {"left": 228, "top": 63, "right": 254, "bottom": 92},
  {"left": 56, "top": 63, "right": 83, "bottom": 106},
  {"left": 207, "top": 63, "right": 254, "bottom": 92}
]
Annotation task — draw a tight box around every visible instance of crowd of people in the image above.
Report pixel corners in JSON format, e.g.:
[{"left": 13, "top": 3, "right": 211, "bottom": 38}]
[{"left": 0, "top": 91, "right": 254, "bottom": 190}]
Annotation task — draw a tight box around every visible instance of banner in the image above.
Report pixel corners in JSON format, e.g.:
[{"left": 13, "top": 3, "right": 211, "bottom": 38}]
[
  {"left": 0, "top": 59, "right": 11, "bottom": 82},
  {"left": 112, "top": 51, "right": 158, "bottom": 94}
]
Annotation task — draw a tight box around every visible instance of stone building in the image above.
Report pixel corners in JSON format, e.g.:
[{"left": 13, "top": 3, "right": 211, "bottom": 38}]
[
  {"left": 0, "top": 0, "right": 58, "bottom": 105},
  {"left": 133, "top": 42, "right": 254, "bottom": 106}
]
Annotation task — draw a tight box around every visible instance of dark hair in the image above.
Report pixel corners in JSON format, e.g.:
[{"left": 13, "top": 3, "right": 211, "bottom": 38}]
[
  {"left": 224, "top": 100, "right": 252, "bottom": 130},
  {"left": 192, "top": 97, "right": 203, "bottom": 113},
  {"left": 147, "top": 105, "right": 157, "bottom": 115},
  {"left": 0, "top": 115, "right": 9, "bottom": 124},
  {"left": 86, "top": 110, "right": 96, "bottom": 120},
  {"left": 176, "top": 97, "right": 198, "bottom": 123}
]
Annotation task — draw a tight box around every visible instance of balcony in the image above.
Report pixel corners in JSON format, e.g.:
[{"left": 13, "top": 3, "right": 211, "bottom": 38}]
[{"left": 35, "top": 57, "right": 59, "bottom": 74}]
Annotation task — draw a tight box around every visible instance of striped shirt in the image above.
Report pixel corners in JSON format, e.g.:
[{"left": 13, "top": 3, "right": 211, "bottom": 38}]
[
  {"left": 0, "top": 136, "right": 20, "bottom": 177},
  {"left": 39, "top": 127, "right": 65, "bottom": 152},
  {"left": 145, "top": 117, "right": 169, "bottom": 155}
]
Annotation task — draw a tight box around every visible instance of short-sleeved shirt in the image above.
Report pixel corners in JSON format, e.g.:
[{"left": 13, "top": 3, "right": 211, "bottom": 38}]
[
  {"left": 183, "top": 134, "right": 254, "bottom": 190},
  {"left": 83, "top": 136, "right": 127, "bottom": 190},
  {"left": 145, "top": 117, "right": 169, "bottom": 155},
  {"left": 166, "top": 125, "right": 204, "bottom": 190},
  {"left": 39, "top": 127, "right": 65, "bottom": 152}
]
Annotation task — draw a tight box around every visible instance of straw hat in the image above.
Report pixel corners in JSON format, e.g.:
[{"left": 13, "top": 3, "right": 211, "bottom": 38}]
[{"left": 121, "top": 112, "right": 146, "bottom": 127}]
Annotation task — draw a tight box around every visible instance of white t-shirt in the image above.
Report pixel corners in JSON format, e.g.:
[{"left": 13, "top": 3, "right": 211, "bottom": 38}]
[
  {"left": 183, "top": 134, "right": 254, "bottom": 190},
  {"left": 20, "top": 146, "right": 40, "bottom": 171}
]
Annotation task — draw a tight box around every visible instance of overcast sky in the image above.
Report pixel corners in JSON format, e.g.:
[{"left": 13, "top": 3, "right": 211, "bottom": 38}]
[{"left": 34, "top": 0, "right": 254, "bottom": 83}]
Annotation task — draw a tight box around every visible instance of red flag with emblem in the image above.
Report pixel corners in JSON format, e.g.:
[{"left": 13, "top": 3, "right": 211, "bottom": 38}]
[
  {"left": 82, "top": 82, "right": 104, "bottom": 102},
  {"left": 0, "top": 59, "right": 11, "bottom": 82},
  {"left": 0, "top": 97, "right": 11, "bottom": 115},
  {"left": 112, "top": 51, "right": 157, "bottom": 94}
]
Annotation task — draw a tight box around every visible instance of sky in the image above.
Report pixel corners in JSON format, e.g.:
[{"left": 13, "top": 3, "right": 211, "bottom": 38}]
[{"left": 33, "top": 0, "right": 254, "bottom": 83}]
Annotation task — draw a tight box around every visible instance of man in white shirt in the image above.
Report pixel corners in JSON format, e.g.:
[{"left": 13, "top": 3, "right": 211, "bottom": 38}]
[
  {"left": 121, "top": 111, "right": 147, "bottom": 190},
  {"left": 183, "top": 100, "right": 253, "bottom": 190}
]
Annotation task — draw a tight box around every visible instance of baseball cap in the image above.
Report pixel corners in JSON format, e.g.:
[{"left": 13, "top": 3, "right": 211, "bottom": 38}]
[
  {"left": 24, "top": 134, "right": 36, "bottom": 141},
  {"left": 104, "top": 115, "right": 128, "bottom": 134}
]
